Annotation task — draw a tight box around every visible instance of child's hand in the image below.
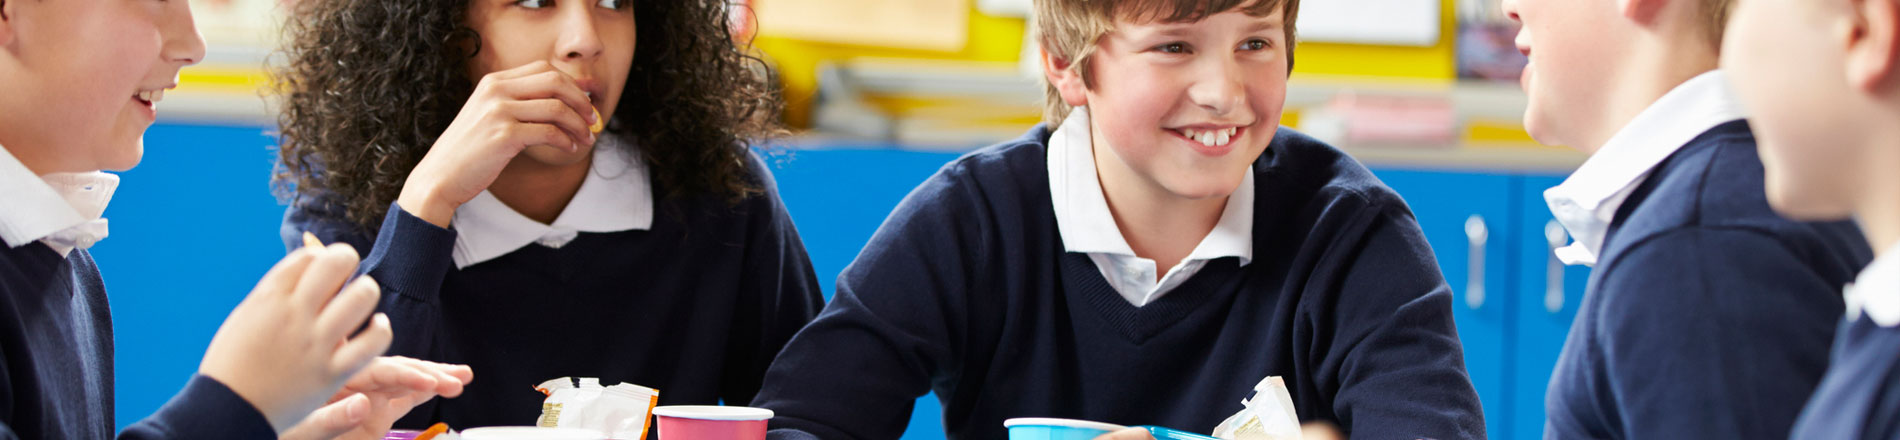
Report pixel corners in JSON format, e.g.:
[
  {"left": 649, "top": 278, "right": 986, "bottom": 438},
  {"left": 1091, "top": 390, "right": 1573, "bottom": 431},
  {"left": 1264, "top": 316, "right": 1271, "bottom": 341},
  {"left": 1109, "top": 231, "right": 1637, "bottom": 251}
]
[
  {"left": 197, "top": 243, "right": 395, "bottom": 433},
  {"left": 397, "top": 60, "right": 598, "bottom": 227},
  {"left": 279, "top": 356, "right": 475, "bottom": 440}
]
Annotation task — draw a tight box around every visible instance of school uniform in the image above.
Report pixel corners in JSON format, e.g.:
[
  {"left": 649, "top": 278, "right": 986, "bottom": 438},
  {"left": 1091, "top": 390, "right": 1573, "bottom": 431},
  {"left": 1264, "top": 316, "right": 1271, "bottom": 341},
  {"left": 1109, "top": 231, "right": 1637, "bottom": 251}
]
[
  {"left": 282, "top": 137, "right": 824, "bottom": 432},
  {"left": 1789, "top": 243, "right": 1900, "bottom": 440},
  {"left": 1541, "top": 71, "right": 1872, "bottom": 440},
  {"left": 0, "top": 144, "right": 275, "bottom": 439},
  {"left": 751, "top": 108, "right": 1486, "bottom": 440}
]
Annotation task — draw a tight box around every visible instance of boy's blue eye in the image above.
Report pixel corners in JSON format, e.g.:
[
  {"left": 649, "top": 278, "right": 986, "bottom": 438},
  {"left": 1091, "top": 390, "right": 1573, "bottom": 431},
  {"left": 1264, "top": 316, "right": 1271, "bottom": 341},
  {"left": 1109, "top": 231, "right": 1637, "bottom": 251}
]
[
  {"left": 1240, "top": 39, "right": 1270, "bottom": 51},
  {"left": 1154, "top": 42, "right": 1189, "bottom": 54},
  {"left": 515, "top": 0, "right": 551, "bottom": 8},
  {"left": 596, "top": 0, "right": 627, "bottom": 8}
]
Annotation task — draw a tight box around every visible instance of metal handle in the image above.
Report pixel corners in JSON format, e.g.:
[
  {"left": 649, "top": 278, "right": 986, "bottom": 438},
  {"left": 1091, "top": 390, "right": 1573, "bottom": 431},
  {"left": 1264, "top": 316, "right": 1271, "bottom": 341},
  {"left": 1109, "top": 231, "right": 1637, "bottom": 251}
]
[
  {"left": 1464, "top": 215, "right": 1488, "bottom": 310},
  {"left": 1544, "top": 220, "right": 1568, "bottom": 314}
]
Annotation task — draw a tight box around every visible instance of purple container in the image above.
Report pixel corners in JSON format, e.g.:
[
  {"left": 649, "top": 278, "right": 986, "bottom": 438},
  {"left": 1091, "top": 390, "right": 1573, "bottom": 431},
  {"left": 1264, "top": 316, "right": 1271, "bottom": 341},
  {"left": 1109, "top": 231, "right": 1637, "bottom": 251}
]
[{"left": 384, "top": 430, "right": 423, "bottom": 440}]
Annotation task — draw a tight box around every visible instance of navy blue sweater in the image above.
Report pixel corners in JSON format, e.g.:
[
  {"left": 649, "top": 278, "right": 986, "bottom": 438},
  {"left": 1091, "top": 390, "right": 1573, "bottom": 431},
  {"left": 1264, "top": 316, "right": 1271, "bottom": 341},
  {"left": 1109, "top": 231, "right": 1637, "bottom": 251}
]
[
  {"left": 1542, "top": 121, "right": 1871, "bottom": 440},
  {"left": 282, "top": 153, "right": 823, "bottom": 432},
  {"left": 751, "top": 125, "right": 1485, "bottom": 440},
  {"left": 0, "top": 242, "right": 276, "bottom": 439},
  {"left": 1789, "top": 310, "right": 1900, "bottom": 440}
]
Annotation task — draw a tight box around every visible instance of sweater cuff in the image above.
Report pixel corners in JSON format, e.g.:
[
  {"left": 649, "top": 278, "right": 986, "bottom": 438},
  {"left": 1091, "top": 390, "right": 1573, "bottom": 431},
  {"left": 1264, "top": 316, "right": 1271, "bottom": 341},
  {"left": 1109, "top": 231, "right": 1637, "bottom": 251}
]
[
  {"left": 366, "top": 201, "right": 458, "bottom": 304},
  {"left": 121, "top": 374, "right": 277, "bottom": 439}
]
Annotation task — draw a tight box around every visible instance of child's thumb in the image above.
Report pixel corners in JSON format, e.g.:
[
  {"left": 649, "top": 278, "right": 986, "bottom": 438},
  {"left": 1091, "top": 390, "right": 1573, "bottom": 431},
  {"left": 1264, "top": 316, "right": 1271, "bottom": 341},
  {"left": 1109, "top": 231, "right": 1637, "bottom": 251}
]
[{"left": 279, "top": 393, "right": 371, "bottom": 440}]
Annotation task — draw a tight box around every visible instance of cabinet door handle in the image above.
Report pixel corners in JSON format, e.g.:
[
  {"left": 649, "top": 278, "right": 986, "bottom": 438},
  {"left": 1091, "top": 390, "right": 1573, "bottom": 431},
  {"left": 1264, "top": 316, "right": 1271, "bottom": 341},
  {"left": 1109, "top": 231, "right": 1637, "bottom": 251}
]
[
  {"left": 1464, "top": 214, "right": 1488, "bottom": 310},
  {"left": 1544, "top": 220, "right": 1568, "bottom": 314}
]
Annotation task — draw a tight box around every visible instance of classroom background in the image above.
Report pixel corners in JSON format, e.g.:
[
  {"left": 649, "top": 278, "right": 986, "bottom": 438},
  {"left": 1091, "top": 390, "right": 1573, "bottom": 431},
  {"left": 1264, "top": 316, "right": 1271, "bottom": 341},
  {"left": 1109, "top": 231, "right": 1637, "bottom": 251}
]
[{"left": 106, "top": 0, "right": 1587, "bottom": 438}]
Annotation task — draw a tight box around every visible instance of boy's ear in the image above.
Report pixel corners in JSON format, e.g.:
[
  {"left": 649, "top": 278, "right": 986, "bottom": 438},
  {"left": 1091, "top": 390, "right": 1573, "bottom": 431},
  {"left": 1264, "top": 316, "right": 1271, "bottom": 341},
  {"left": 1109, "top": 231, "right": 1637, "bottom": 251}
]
[
  {"left": 1845, "top": 0, "right": 1900, "bottom": 93},
  {"left": 1040, "top": 47, "right": 1090, "bottom": 108},
  {"left": 1615, "top": 0, "right": 1668, "bottom": 26},
  {"left": 0, "top": 0, "right": 13, "bottom": 47}
]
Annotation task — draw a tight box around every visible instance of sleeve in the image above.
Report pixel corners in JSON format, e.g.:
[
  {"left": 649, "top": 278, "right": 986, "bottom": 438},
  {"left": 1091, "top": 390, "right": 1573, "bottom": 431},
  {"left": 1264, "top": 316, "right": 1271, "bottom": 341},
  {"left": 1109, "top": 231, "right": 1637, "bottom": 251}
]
[
  {"left": 1308, "top": 199, "right": 1486, "bottom": 440},
  {"left": 750, "top": 166, "right": 984, "bottom": 440},
  {"left": 116, "top": 375, "right": 277, "bottom": 440},
  {"left": 1583, "top": 228, "right": 1841, "bottom": 439},
  {"left": 718, "top": 156, "right": 826, "bottom": 406},
  {"left": 282, "top": 200, "right": 459, "bottom": 427}
]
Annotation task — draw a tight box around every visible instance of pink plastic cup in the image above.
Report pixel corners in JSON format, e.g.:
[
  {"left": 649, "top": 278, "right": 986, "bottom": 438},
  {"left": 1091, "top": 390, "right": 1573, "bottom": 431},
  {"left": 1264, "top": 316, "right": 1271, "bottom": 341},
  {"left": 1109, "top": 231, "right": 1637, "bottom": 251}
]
[{"left": 651, "top": 405, "right": 774, "bottom": 440}]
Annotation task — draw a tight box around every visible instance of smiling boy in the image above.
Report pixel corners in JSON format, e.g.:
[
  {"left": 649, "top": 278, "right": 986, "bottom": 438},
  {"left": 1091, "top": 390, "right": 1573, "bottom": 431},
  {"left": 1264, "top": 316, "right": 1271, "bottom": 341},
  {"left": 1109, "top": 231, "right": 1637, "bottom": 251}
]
[{"left": 748, "top": 0, "right": 1484, "bottom": 438}]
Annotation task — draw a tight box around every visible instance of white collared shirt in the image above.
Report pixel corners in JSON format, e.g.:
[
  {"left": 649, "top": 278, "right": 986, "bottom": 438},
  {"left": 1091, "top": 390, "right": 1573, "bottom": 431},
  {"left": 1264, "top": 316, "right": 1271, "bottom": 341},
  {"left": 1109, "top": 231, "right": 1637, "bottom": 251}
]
[
  {"left": 1048, "top": 107, "right": 1255, "bottom": 307},
  {"left": 1544, "top": 70, "right": 1747, "bottom": 266},
  {"left": 0, "top": 143, "right": 117, "bottom": 257},
  {"left": 450, "top": 135, "right": 653, "bottom": 268},
  {"left": 1846, "top": 243, "right": 1900, "bottom": 327}
]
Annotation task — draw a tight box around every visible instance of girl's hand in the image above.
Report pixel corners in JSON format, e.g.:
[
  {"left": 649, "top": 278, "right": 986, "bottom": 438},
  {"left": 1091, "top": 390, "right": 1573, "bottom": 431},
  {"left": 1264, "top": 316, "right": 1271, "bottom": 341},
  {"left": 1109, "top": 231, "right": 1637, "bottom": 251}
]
[{"left": 397, "top": 60, "right": 598, "bottom": 227}]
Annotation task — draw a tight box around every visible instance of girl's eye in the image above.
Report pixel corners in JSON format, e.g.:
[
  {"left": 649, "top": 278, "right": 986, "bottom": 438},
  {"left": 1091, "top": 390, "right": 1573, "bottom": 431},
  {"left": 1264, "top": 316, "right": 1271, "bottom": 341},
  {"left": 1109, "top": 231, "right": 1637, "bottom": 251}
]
[
  {"left": 515, "top": 0, "right": 551, "bottom": 8},
  {"left": 1154, "top": 42, "right": 1190, "bottom": 54},
  {"left": 596, "top": 0, "right": 627, "bottom": 9},
  {"left": 1240, "top": 39, "right": 1271, "bottom": 51}
]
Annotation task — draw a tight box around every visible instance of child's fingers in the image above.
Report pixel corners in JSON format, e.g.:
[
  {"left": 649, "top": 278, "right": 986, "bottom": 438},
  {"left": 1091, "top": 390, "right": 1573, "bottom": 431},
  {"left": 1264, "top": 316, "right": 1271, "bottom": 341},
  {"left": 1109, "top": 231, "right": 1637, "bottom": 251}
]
[
  {"left": 385, "top": 357, "right": 472, "bottom": 397},
  {"left": 253, "top": 248, "right": 318, "bottom": 300},
  {"left": 332, "top": 313, "right": 394, "bottom": 378},
  {"left": 315, "top": 276, "right": 381, "bottom": 344},
  {"left": 291, "top": 243, "right": 363, "bottom": 310},
  {"left": 345, "top": 357, "right": 438, "bottom": 395},
  {"left": 279, "top": 393, "right": 371, "bottom": 440},
  {"left": 503, "top": 123, "right": 583, "bottom": 153},
  {"left": 497, "top": 70, "right": 595, "bottom": 126},
  {"left": 503, "top": 99, "right": 593, "bottom": 148},
  {"left": 482, "top": 60, "right": 558, "bottom": 83}
]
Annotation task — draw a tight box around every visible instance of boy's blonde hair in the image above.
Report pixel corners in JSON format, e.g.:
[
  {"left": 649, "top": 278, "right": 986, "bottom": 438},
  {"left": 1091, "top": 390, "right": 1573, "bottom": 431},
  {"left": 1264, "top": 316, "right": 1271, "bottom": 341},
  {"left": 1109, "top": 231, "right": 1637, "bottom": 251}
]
[{"left": 1034, "top": 0, "right": 1301, "bottom": 124}]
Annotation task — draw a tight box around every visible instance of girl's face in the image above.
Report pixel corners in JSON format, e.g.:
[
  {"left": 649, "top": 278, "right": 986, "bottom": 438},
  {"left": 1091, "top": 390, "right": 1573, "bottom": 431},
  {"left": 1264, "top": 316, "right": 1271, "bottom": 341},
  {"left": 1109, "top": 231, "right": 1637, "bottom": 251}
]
[
  {"left": 0, "top": 0, "right": 204, "bottom": 174},
  {"left": 465, "top": 0, "right": 636, "bottom": 167}
]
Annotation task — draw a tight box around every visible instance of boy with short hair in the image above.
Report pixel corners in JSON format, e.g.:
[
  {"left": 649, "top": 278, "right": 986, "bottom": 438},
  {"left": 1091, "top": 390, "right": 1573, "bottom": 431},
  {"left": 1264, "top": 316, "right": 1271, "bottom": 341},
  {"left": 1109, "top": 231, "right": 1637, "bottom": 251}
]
[
  {"left": 1723, "top": 0, "right": 1900, "bottom": 437},
  {"left": 749, "top": 0, "right": 1485, "bottom": 438},
  {"left": 0, "top": 0, "right": 467, "bottom": 438},
  {"left": 1502, "top": 0, "right": 1871, "bottom": 437}
]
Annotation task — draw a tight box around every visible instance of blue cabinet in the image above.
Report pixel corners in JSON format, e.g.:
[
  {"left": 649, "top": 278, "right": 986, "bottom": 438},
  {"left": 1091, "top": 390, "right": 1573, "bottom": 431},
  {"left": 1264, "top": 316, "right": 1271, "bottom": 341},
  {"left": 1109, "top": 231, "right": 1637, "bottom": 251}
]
[
  {"left": 1507, "top": 176, "right": 1590, "bottom": 440},
  {"left": 1372, "top": 169, "right": 1519, "bottom": 439}
]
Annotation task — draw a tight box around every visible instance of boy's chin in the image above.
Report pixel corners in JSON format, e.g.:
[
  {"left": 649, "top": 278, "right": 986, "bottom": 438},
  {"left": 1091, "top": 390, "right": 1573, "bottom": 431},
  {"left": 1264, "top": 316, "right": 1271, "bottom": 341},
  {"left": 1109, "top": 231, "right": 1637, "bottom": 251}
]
[
  {"left": 96, "top": 139, "right": 144, "bottom": 173},
  {"left": 1764, "top": 176, "right": 1855, "bottom": 222}
]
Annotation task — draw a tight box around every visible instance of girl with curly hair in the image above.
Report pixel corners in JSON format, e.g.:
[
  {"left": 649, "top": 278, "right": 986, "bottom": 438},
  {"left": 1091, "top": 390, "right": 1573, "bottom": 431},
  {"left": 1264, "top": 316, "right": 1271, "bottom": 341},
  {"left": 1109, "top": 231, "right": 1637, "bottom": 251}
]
[{"left": 272, "top": 0, "right": 822, "bottom": 431}]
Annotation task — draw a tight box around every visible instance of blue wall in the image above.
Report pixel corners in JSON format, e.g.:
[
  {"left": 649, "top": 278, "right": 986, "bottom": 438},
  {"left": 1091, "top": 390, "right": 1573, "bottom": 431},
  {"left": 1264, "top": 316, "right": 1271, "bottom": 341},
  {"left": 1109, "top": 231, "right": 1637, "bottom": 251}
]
[{"left": 100, "top": 123, "right": 1581, "bottom": 438}]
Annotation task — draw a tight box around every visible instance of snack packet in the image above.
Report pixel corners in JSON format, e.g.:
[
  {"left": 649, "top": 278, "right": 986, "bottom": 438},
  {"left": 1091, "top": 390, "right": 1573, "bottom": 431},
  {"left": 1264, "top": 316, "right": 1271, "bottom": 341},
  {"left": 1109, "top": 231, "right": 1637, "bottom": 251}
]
[
  {"left": 1212, "top": 376, "right": 1302, "bottom": 440},
  {"left": 534, "top": 377, "right": 660, "bottom": 439}
]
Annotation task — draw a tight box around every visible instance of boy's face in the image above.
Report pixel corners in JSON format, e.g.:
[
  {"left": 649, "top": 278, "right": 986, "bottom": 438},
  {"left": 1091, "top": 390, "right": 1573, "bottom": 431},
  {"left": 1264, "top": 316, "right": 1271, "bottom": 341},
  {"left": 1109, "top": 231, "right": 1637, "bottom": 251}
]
[
  {"left": 1503, "top": 0, "right": 1629, "bottom": 150},
  {"left": 0, "top": 0, "right": 204, "bottom": 173},
  {"left": 1057, "top": 8, "right": 1288, "bottom": 201},
  {"left": 1724, "top": 0, "right": 1866, "bottom": 219},
  {"left": 466, "top": 0, "right": 636, "bottom": 167}
]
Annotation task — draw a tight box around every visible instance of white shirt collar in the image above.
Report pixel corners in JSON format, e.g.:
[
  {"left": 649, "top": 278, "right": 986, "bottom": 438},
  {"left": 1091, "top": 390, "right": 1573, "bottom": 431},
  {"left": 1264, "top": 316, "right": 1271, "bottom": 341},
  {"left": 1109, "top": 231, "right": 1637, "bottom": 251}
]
[
  {"left": 450, "top": 136, "right": 653, "bottom": 269},
  {"left": 1047, "top": 107, "right": 1255, "bottom": 307},
  {"left": 0, "top": 143, "right": 117, "bottom": 257},
  {"left": 1846, "top": 242, "right": 1900, "bottom": 327},
  {"left": 1544, "top": 70, "right": 1746, "bottom": 266}
]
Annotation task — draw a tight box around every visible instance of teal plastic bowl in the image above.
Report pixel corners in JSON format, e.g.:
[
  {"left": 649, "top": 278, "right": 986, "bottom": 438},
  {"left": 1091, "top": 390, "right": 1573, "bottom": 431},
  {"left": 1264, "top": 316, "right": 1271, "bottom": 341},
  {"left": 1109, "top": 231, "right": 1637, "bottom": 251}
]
[{"left": 1004, "top": 418, "right": 1129, "bottom": 440}]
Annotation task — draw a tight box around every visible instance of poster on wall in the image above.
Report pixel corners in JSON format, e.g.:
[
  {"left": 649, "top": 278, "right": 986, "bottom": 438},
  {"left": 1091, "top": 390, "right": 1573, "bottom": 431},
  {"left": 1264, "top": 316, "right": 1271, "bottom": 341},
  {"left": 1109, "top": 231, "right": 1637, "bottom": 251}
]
[
  {"left": 188, "top": 0, "right": 285, "bottom": 54},
  {"left": 1297, "top": 0, "right": 1440, "bottom": 46},
  {"left": 1454, "top": 0, "right": 1528, "bottom": 82},
  {"left": 755, "top": 0, "right": 972, "bottom": 52}
]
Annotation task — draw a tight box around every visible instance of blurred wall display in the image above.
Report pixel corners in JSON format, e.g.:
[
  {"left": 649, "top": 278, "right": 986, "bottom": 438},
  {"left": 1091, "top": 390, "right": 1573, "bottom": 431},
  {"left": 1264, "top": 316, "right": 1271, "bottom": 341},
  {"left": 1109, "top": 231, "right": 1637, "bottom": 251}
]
[
  {"left": 1455, "top": 0, "right": 1528, "bottom": 81},
  {"left": 189, "top": 0, "right": 285, "bottom": 52},
  {"left": 756, "top": 0, "right": 972, "bottom": 51},
  {"left": 1297, "top": 0, "right": 1440, "bottom": 46}
]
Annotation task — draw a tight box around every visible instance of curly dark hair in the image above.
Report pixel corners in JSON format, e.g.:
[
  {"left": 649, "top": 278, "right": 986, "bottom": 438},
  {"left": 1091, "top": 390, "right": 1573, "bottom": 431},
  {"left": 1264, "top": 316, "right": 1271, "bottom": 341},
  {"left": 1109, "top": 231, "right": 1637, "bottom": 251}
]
[{"left": 273, "top": 0, "right": 783, "bottom": 231}]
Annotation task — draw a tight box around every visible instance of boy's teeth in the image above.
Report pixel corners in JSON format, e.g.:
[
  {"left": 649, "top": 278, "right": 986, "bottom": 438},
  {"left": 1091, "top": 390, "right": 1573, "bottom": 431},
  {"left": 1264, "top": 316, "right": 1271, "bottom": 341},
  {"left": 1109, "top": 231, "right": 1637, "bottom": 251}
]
[{"left": 1216, "top": 129, "right": 1230, "bottom": 145}]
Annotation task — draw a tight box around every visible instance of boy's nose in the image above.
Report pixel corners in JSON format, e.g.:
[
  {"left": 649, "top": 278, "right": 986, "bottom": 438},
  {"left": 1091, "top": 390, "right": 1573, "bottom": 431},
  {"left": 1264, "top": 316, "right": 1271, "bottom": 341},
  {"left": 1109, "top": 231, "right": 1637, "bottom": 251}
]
[
  {"left": 1189, "top": 61, "right": 1247, "bottom": 116},
  {"left": 163, "top": 3, "right": 207, "bottom": 66}
]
